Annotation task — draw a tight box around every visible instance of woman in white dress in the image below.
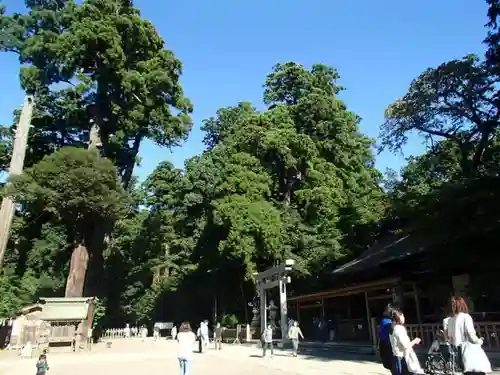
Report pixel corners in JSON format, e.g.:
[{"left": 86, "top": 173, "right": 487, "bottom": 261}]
[
  {"left": 389, "top": 307, "right": 423, "bottom": 375},
  {"left": 446, "top": 296, "right": 491, "bottom": 375}
]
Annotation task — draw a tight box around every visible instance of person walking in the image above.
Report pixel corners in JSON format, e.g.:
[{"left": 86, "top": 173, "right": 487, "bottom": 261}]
[
  {"left": 196, "top": 321, "right": 209, "bottom": 353},
  {"left": 378, "top": 304, "right": 395, "bottom": 372},
  {"left": 171, "top": 325, "right": 178, "bottom": 340},
  {"left": 261, "top": 324, "right": 274, "bottom": 358},
  {"left": 177, "top": 322, "right": 196, "bottom": 375},
  {"left": 389, "top": 307, "right": 423, "bottom": 375},
  {"left": 214, "top": 323, "right": 223, "bottom": 350},
  {"left": 446, "top": 296, "right": 491, "bottom": 375},
  {"left": 141, "top": 325, "right": 148, "bottom": 342},
  {"left": 124, "top": 323, "right": 131, "bottom": 339},
  {"left": 288, "top": 320, "right": 304, "bottom": 357},
  {"left": 201, "top": 320, "right": 209, "bottom": 351}
]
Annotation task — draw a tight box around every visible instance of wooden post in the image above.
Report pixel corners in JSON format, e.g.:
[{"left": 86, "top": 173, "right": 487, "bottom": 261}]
[
  {"left": 279, "top": 276, "right": 288, "bottom": 345},
  {"left": 0, "top": 96, "right": 34, "bottom": 267},
  {"left": 320, "top": 297, "right": 325, "bottom": 318},
  {"left": 259, "top": 281, "right": 266, "bottom": 332},
  {"left": 412, "top": 283, "right": 422, "bottom": 323},
  {"left": 365, "top": 292, "right": 372, "bottom": 340},
  {"left": 370, "top": 317, "right": 378, "bottom": 354},
  {"left": 412, "top": 283, "right": 423, "bottom": 338}
]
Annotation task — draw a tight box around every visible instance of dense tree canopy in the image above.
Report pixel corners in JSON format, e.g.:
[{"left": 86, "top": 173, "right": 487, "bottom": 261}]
[
  {"left": 0, "top": 0, "right": 499, "bottom": 325},
  {"left": 0, "top": 0, "right": 193, "bottom": 186}
]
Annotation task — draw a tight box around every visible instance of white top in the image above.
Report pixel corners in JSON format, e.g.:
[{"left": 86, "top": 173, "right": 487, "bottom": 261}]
[
  {"left": 447, "top": 312, "right": 479, "bottom": 347},
  {"left": 177, "top": 331, "right": 196, "bottom": 360},
  {"left": 200, "top": 323, "right": 209, "bottom": 337},
  {"left": 390, "top": 325, "right": 411, "bottom": 358},
  {"left": 443, "top": 317, "right": 450, "bottom": 332},
  {"left": 288, "top": 326, "right": 303, "bottom": 340}
]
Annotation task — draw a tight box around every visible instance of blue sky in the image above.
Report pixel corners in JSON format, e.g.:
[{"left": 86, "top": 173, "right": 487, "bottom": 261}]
[{"left": 0, "top": 0, "right": 489, "bottom": 181}]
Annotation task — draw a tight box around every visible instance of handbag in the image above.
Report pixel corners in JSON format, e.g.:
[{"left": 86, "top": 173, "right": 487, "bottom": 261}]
[
  {"left": 460, "top": 316, "right": 492, "bottom": 373},
  {"left": 404, "top": 348, "right": 424, "bottom": 374}
]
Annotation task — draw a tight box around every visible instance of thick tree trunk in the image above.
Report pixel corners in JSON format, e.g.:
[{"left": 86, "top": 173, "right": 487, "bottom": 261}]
[
  {"left": 83, "top": 223, "right": 106, "bottom": 297},
  {"left": 65, "top": 241, "right": 90, "bottom": 297},
  {"left": 122, "top": 134, "right": 142, "bottom": 190}
]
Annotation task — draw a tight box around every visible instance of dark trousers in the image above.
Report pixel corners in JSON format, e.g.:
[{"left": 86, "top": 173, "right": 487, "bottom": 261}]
[
  {"left": 262, "top": 341, "right": 274, "bottom": 357},
  {"left": 393, "top": 356, "right": 417, "bottom": 375},
  {"left": 379, "top": 341, "right": 392, "bottom": 370}
]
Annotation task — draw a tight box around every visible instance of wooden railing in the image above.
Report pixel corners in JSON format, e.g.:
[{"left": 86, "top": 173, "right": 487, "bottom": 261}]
[
  {"left": 100, "top": 324, "right": 253, "bottom": 343},
  {"left": 373, "top": 320, "right": 500, "bottom": 351},
  {"left": 101, "top": 328, "right": 128, "bottom": 339}
]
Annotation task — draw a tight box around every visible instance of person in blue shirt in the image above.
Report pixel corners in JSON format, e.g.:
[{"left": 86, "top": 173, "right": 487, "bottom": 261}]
[{"left": 378, "top": 304, "right": 395, "bottom": 372}]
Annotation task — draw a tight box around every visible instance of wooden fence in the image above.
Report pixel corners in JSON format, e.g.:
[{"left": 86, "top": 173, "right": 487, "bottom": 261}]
[
  {"left": 371, "top": 318, "right": 500, "bottom": 351},
  {"left": 100, "top": 324, "right": 253, "bottom": 343}
]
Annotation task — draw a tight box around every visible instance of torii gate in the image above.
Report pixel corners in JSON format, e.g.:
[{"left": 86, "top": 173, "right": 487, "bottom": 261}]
[{"left": 254, "top": 259, "right": 294, "bottom": 346}]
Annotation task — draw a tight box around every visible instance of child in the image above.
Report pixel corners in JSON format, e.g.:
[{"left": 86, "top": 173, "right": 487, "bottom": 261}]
[{"left": 36, "top": 353, "right": 49, "bottom": 375}]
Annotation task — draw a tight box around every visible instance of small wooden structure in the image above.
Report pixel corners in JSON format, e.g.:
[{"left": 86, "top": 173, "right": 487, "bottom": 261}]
[{"left": 16, "top": 297, "right": 97, "bottom": 353}]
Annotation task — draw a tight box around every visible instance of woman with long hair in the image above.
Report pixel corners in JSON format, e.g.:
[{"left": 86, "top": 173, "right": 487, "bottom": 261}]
[
  {"left": 447, "top": 296, "right": 491, "bottom": 375},
  {"left": 389, "top": 307, "right": 423, "bottom": 375},
  {"left": 177, "top": 322, "right": 196, "bottom": 375}
]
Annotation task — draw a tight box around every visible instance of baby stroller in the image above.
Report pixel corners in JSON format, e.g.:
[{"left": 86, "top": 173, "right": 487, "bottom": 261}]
[{"left": 424, "top": 331, "right": 462, "bottom": 375}]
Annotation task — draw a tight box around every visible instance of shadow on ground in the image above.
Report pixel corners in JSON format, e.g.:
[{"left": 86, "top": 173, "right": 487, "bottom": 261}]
[
  {"left": 295, "top": 347, "right": 500, "bottom": 372},
  {"left": 297, "top": 348, "right": 378, "bottom": 364}
]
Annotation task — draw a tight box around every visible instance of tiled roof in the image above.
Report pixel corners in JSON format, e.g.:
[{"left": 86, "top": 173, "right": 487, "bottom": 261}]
[{"left": 332, "top": 231, "right": 430, "bottom": 275}]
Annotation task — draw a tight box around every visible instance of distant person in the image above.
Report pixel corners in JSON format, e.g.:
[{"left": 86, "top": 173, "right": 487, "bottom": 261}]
[
  {"left": 197, "top": 321, "right": 209, "bottom": 353},
  {"left": 378, "top": 304, "right": 395, "bottom": 372},
  {"left": 153, "top": 326, "right": 160, "bottom": 340},
  {"left": 177, "top": 322, "right": 196, "bottom": 375},
  {"left": 214, "top": 322, "right": 223, "bottom": 350},
  {"left": 288, "top": 320, "right": 304, "bottom": 357},
  {"left": 171, "top": 325, "right": 178, "bottom": 340},
  {"left": 261, "top": 324, "right": 274, "bottom": 358},
  {"left": 124, "top": 323, "right": 131, "bottom": 339},
  {"left": 36, "top": 353, "right": 49, "bottom": 375},
  {"left": 141, "top": 325, "right": 148, "bottom": 341}
]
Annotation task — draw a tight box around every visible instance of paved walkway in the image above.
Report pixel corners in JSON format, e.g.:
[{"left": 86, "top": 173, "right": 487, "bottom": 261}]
[{"left": 0, "top": 339, "right": 389, "bottom": 375}]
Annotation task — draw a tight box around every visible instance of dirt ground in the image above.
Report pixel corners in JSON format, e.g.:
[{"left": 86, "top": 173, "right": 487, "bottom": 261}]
[{"left": 0, "top": 339, "right": 451, "bottom": 375}]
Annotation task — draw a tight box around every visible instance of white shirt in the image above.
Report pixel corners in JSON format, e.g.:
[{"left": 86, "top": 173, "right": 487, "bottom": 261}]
[
  {"left": 177, "top": 331, "right": 196, "bottom": 360},
  {"left": 200, "top": 323, "right": 209, "bottom": 337},
  {"left": 447, "top": 312, "right": 478, "bottom": 347},
  {"left": 390, "top": 325, "right": 411, "bottom": 358},
  {"left": 443, "top": 317, "right": 450, "bottom": 332},
  {"left": 288, "top": 326, "right": 302, "bottom": 340}
]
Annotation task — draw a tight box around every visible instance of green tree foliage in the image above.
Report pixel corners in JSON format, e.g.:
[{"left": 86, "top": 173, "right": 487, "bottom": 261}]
[
  {"left": 5, "top": 147, "right": 126, "bottom": 297},
  {"left": 5, "top": 1, "right": 500, "bottom": 325},
  {"left": 136, "top": 62, "right": 385, "bottom": 313},
  {"left": 381, "top": 55, "right": 499, "bottom": 178},
  {"left": 0, "top": 0, "right": 193, "bottom": 186},
  {"left": 0, "top": 0, "right": 193, "bottom": 303}
]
